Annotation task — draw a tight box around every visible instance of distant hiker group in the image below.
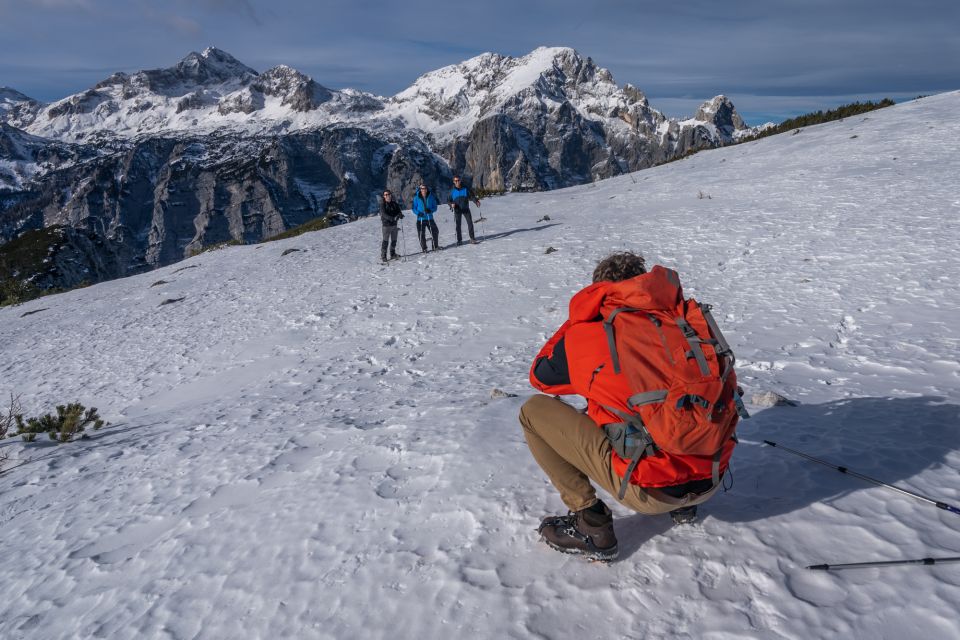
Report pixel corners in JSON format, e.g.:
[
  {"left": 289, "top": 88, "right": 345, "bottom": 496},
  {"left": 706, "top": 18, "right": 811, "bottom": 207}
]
[{"left": 377, "top": 175, "right": 481, "bottom": 261}]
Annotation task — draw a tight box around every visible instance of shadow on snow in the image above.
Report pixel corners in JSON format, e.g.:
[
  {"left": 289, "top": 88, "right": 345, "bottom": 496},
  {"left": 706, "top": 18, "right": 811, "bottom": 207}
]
[{"left": 706, "top": 395, "right": 960, "bottom": 524}]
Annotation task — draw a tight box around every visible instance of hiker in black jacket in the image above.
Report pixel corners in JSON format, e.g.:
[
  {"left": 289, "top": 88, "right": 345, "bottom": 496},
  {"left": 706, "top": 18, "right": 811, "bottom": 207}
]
[
  {"left": 379, "top": 189, "right": 403, "bottom": 261},
  {"left": 447, "top": 175, "right": 481, "bottom": 245}
]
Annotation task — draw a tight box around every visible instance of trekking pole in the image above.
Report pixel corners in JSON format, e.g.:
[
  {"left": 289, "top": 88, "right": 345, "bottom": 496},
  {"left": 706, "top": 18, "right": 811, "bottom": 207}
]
[
  {"left": 399, "top": 218, "right": 407, "bottom": 262},
  {"left": 763, "top": 440, "right": 960, "bottom": 516},
  {"left": 808, "top": 556, "right": 960, "bottom": 571}
]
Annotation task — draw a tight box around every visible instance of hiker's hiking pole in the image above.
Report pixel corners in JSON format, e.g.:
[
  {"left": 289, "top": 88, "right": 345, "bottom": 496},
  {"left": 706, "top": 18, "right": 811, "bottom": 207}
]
[
  {"left": 763, "top": 440, "right": 960, "bottom": 516},
  {"left": 399, "top": 217, "right": 407, "bottom": 262},
  {"left": 808, "top": 557, "right": 960, "bottom": 571},
  {"left": 476, "top": 202, "right": 485, "bottom": 242}
]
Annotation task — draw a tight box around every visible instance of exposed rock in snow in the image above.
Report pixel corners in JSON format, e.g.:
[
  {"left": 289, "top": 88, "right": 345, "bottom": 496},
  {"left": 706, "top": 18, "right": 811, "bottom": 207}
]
[{"left": 750, "top": 390, "right": 799, "bottom": 407}]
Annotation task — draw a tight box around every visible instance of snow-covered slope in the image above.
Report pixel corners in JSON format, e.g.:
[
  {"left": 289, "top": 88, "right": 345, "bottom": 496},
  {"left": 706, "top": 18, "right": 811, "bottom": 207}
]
[{"left": 2, "top": 92, "right": 959, "bottom": 638}]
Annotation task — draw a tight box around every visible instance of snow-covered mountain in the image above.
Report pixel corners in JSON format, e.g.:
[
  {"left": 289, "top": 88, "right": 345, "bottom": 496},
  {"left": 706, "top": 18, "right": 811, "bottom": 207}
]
[
  {"left": 392, "top": 47, "right": 665, "bottom": 137},
  {"left": 0, "top": 87, "right": 40, "bottom": 118},
  {"left": 0, "top": 46, "right": 756, "bottom": 289},
  {"left": 5, "top": 47, "right": 746, "bottom": 151},
  {"left": 8, "top": 49, "right": 384, "bottom": 141},
  {"left": 2, "top": 91, "right": 959, "bottom": 639}
]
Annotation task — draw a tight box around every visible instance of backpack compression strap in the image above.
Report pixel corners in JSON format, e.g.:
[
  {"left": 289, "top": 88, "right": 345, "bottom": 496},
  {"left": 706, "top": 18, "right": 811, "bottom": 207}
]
[
  {"left": 700, "top": 304, "right": 751, "bottom": 420},
  {"left": 602, "top": 307, "right": 643, "bottom": 374},
  {"left": 675, "top": 316, "right": 712, "bottom": 376}
]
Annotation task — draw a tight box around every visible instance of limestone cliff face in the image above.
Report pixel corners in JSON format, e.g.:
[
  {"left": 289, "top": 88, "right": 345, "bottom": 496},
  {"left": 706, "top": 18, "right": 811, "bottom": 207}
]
[{"left": 0, "top": 128, "right": 449, "bottom": 284}]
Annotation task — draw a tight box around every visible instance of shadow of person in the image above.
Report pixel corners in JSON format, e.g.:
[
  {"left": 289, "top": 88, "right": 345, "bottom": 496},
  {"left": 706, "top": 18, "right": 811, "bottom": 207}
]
[
  {"left": 480, "top": 222, "right": 561, "bottom": 243},
  {"left": 705, "top": 396, "right": 960, "bottom": 524},
  {"left": 614, "top": 511, "right": 674, "bottom": 560}
]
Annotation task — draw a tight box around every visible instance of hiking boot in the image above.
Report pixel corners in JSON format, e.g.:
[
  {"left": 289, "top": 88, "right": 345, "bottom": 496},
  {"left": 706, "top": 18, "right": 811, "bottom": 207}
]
[
  {"left": 670, "top": 505, "right": 698, "bottom": 525},
  {"left": 537, "top": 500, "right": 618, "bottom": 562},
  {"left": 390, "top": 251, "right": 399, "bottom": 260}
]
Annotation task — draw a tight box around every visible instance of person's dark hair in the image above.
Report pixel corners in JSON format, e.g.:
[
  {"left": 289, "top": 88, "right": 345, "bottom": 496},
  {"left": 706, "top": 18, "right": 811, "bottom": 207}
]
[{"left": 592, "top": 252, "right": 647, "bottom": 283}]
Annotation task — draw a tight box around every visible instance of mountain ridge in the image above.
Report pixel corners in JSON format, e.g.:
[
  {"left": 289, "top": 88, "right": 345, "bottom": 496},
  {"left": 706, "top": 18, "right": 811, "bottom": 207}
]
[{"left": 3, "top": 46, "right": 748, "bottom": 144}]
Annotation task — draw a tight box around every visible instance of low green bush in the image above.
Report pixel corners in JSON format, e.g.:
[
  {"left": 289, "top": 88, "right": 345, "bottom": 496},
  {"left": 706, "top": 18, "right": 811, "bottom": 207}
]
[{"left": 16, "top": 402, "right": 105, "bottom": 443}]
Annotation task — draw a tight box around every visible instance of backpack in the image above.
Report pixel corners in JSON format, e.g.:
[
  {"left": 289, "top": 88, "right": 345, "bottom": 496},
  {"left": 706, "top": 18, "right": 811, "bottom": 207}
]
[{"left": 597, "top": 267, "right": 749, "bottom": 498}]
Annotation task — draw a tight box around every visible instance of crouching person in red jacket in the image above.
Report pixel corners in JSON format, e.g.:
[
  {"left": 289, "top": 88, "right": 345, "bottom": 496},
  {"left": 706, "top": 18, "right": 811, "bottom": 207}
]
[{"left": 520, "top": 252, "right": 740, "bottom": 561}]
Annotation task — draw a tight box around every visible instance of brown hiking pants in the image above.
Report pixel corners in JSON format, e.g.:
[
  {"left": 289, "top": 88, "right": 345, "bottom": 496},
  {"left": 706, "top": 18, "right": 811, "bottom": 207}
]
[{"left": 519, "top": 394, "right": 717, "bottom": 514}]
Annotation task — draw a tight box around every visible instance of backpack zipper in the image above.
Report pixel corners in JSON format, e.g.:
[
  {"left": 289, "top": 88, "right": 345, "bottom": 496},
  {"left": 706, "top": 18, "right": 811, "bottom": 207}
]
[{"left": 588, "top": 363, "right": 605, "bottom": 390}]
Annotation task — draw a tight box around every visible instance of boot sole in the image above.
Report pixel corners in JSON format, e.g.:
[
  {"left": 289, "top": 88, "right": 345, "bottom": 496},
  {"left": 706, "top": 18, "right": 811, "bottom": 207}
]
[{"left": 540, "top": 537, "right": 618, "bottom": 562}]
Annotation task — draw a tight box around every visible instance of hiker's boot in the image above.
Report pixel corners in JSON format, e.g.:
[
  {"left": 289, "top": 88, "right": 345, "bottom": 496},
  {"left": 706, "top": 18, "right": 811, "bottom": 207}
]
[
  {"left": 670, "top": 505, "right": 698, "bottom": 525},
  {"left": 390, "top": 247, "right": 399, "bottom": 260},
  {"left": 380, "top": 241, "right": 389, "bottom": 262},
  {"left": 538, "top": 500, "right": 618, "bottom": 562}
]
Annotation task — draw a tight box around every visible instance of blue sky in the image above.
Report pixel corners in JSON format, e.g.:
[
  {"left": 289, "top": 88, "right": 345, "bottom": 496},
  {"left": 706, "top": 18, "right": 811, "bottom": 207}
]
[{"left": 1, "top": 0, "right": 957, "bottom": 124}]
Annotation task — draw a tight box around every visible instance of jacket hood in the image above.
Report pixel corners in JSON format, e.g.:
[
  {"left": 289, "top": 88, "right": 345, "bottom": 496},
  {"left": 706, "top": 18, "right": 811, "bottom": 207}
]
[{"left": 568, "top": 265, "right": 683, "bottom": 321}]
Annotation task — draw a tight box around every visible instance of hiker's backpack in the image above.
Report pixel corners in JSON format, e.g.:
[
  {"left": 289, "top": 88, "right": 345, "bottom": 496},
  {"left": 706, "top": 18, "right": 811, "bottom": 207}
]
[{"left": 591, "top": 266, "right": 748, "bottom": 498}]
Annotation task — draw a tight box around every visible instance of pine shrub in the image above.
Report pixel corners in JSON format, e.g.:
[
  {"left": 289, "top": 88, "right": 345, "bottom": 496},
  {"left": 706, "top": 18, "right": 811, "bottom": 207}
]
[
  {"left": 471, "top": 187, "right": 506, "bottom": 199},
  {"left": 740, "top": 99, "right": 896, "bottom": 142},
  {"left": 16, "top": 403, "right": 105, "bottom": 443},
  {"left": 0, "top": 393, "right": 21, "bottom": 468},
  {"left": 1, "top": 394, "right": 20, "bottom": 439},
  {"left": 0, "top": 277, "right": 37, "bottom": 307}
]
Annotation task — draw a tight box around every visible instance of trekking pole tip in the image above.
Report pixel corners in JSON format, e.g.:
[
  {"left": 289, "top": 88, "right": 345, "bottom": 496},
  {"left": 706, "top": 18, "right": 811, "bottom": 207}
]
[{"left": 763, "top": 440, "right": 776, "bottom": 447}]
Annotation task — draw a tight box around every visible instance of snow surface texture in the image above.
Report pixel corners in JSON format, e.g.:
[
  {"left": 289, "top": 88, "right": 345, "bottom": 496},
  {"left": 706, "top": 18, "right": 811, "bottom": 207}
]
[{"left": 2, "top": 93, "right": 960, "bottom": 639}]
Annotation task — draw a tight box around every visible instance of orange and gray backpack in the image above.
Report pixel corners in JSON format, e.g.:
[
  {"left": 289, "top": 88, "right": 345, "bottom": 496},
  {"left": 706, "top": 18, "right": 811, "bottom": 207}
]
[{"left": 595, "top": 266, "right": 749, "bottom": 498}]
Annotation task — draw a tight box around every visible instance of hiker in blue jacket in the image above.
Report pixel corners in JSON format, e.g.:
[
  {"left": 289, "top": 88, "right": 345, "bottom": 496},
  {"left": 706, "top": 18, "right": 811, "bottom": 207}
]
[
  {"left": 448, "top": 174, "right": 481, "bottom": 246},
  {"left": 412, "top": 184, "right": 440, "bottom": 252}
]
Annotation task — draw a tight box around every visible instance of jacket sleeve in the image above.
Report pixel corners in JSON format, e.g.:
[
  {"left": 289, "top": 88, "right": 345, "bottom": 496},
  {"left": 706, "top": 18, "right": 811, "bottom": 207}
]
[{"left": 529, "top": 321, "right": 576, "bottom": 395}]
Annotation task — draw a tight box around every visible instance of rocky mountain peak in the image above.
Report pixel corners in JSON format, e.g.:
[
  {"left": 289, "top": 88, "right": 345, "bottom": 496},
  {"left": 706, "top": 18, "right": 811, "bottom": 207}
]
[
  {"left": 254, "top": 65, "right": 333, "bottom": 110},
  {"left": 0, "top": 87, "right": 36, "bottom": 104},
  {"left": 695, "top": 95, "right": 747, "bottom": 135},
  {"left": 0, "top": 88, "right": 44, "bottom": 128},
  {"left": 174, "top": 47, "right": 259, "bottom": 85},
  {"left": 1, "top": 88, "right": 39, "bottom": 114}
]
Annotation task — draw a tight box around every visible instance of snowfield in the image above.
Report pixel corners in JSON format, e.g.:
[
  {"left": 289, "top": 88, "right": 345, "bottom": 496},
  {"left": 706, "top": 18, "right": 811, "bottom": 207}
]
[{"left": 2, "top": 92, "right": 960, "bottom": 639}]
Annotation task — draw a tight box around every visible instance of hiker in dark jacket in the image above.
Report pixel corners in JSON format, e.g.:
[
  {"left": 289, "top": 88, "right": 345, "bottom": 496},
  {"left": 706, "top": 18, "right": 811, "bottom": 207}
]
[
  {"left": 447, "top": 175, "right": 481, "bottom": 245},
  {"left": 412, "top": 184, "right": 440, "bottom": 252},
  {"left": 379, "top": 189, "right": 403, "bottom": 261}
]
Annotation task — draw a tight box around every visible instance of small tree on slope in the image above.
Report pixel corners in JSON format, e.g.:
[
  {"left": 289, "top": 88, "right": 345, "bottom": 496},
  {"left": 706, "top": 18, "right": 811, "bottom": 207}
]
[{"left": 16, "top": 403, "right": 105, "bottom": 443}]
